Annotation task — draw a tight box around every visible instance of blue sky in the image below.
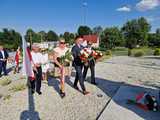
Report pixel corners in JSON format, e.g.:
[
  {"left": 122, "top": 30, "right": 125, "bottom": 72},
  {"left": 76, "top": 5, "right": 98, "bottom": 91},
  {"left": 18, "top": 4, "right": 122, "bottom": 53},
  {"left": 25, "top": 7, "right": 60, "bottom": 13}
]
[{"left": 0, "top": 0, "right": 160, "bottom": 35}]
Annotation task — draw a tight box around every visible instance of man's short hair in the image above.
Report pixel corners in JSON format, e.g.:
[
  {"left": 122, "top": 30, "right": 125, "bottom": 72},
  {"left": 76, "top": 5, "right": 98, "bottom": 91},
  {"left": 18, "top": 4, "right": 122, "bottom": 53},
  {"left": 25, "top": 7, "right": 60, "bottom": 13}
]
[{"left": 75, "top": 35, "right": 83, "bottom": 41}]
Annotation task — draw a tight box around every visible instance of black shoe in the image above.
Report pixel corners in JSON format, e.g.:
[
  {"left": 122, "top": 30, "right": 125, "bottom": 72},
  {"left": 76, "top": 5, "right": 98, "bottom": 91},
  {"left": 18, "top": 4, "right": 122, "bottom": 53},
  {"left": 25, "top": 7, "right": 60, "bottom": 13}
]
[
  {"left": 31, "top": 90, "right": 35, "bottom": 94},
  {"left": 4, "top": 73, "right": 8, "bottom": 76},
  {"left": 37, "top": 91, "right": 42, "bottom": 95},
  {"left": 73, "top": 85, "right": 80, "bottom": 91},
  {"left": 60, "top": 92, "right": 66, "bottom": 98},
  {"left": 83, "top": 91, "right": 90, "bottom": 95},
  {"left": 91, "top": 82, "right": 98, "bottom": 85}
]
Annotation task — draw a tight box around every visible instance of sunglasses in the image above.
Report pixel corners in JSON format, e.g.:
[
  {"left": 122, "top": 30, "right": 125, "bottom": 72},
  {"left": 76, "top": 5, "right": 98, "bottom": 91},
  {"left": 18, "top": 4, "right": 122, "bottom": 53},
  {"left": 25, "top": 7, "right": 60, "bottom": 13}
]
[{"left": 60, "top": 42, "right": 65, "bottom": 44}]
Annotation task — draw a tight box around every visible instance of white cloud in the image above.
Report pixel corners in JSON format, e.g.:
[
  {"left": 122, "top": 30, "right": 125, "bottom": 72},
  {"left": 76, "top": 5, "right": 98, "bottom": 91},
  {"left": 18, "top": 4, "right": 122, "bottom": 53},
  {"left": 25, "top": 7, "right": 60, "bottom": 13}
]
[
  {"left": 136, "top": 0, "right": 160, "bottom": 11},
  {"left": 116, "top": 6, "right": 131, "bottom": 12}
]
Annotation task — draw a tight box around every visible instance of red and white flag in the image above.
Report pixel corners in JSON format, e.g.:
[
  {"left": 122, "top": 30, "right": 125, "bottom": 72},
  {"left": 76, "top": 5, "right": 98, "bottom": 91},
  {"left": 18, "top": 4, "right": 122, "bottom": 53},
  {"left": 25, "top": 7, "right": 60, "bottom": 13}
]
[{"left": 22, "top": 38, "right": 35, "bottom": 80}]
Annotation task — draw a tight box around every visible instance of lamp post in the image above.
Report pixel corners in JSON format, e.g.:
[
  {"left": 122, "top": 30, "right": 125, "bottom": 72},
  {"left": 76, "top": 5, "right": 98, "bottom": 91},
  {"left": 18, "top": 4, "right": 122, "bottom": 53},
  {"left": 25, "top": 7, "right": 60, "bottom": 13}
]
[{"left": 82, "top": 0, "right": 87, "bottom": 25}]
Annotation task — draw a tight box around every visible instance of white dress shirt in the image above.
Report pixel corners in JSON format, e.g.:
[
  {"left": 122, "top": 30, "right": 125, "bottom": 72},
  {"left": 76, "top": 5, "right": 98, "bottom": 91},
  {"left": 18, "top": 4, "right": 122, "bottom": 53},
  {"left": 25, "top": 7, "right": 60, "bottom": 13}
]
[
  {"left": 0, "top": 50, "right": 5, "bottom": 59},
  {"left": 31, "top": 52, "right": 43, "bottom": 65}
]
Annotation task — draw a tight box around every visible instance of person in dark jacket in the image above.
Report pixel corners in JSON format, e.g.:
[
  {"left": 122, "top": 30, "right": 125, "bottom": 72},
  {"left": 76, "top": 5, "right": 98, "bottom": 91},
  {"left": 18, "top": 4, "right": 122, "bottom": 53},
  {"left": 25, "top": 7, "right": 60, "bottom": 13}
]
[
  {"left": 83, "top": 41, "right": 97, "bottom": 85},
  {"left": 71, "top": 36, "right": 90, "bottom": 95},
  {"left": 0, "top": 45, "right": 9, "bottom": 77}
]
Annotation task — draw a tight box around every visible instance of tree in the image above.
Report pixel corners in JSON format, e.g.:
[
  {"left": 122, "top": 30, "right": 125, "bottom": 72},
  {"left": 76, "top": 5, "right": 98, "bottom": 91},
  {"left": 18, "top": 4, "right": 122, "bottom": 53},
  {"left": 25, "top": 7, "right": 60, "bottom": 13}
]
[
  {"left": 46, "top": 30, "right": 59, "bottom": 41},
  {"left": 156, "top": 28, "right": 160, "bottom": 34},
  {"left": 148, "top": 33, "right": 157, "bottom": 47},
  {"left": 77, "top": 26, "right": 92, "bottom": 35},
  {"left": 0, "top": 28, "right": 22, "bottom": 50},
  {"left": 25, "top": 29, "right": 44, "bottom": 48},
  {"left": 100, "top": 27, "right": 124, "bottom": 49},
  {"left": 137, "top": 17, "right": 151, "bottom": 46},
  {"left": 121, "top": 17, "right": 151, "bottom": 49},
  {"left": 60, "top": 32, "right": 75, "bottom": 45},
  {"left": 92, "top": 26, "right": 103, "bottom": 35},
  {"left": 38, "top": 31, "right": 47, "bottom": 42}
]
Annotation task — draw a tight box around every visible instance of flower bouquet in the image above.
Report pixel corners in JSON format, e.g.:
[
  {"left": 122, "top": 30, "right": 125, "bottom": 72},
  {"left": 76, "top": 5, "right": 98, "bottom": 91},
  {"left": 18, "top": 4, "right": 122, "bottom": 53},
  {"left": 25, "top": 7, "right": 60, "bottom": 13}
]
[
  {"left": 92, "top": 50, "right": 103, "bottom": 60},
  {"left": 127, "top": 92, "right": 159, "bottom": 111},
  {"left": 59, "top": 50, "right": 72, "bottom": 66},
  {"left": 80, "top": 48, "right": 103, "bottom": 64},
  {"left": 54, "top": 50, "right": 72, "bottom": 77},
  {"left": 80, "top": 48, "right": 91, "bottom": 63}
]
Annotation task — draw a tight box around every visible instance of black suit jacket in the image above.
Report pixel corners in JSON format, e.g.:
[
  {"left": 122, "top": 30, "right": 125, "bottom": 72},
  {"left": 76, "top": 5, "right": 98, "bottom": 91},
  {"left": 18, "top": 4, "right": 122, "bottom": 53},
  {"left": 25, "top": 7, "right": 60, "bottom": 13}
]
[
  {"left": 71, "top": 44, "right": 84, "bottom": 66},
  {"left": 0, "top": 49, "right": 9, "bottom": 60}
]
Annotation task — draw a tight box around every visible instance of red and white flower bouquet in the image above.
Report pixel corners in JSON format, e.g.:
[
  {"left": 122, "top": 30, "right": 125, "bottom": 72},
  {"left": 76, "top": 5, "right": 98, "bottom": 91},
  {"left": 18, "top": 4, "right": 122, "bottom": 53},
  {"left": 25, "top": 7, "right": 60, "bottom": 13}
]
[{"left": 80, "top": 48, "right": 103, "bottom": 63}]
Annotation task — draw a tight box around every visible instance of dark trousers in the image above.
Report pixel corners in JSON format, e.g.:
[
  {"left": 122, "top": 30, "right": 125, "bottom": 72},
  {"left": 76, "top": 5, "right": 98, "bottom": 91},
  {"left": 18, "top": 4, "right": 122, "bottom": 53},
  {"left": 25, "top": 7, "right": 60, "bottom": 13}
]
[
  {"left": 30, "top": 66, "right": 42, "bottom": 92},
  {"left": 83, "top": 61, "right": 95, "bottom": 83},
  {"left": 74, "top": 65, "right": 86, "bottom": 91},
  {"left": 0, "top": 61, "right": 7, "bottom": 75}
]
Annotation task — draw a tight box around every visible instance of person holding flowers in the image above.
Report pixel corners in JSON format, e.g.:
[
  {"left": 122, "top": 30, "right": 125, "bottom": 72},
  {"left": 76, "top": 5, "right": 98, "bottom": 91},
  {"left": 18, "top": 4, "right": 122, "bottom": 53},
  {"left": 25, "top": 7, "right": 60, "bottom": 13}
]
[
  {"left": 71, "top": 36, "right": 90, "bottom": 95},
  {"left": 82, "top": 41, "right": 97, "bottom": 85},
  {"left": 53, "top": 39, "right": 69, "bottom": 98}
]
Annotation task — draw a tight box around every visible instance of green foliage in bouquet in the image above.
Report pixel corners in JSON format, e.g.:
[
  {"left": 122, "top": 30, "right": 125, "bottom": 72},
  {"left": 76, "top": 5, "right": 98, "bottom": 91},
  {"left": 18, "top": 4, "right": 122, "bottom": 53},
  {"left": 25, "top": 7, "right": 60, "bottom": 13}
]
[{"left": 59, "top": 50, "right": 72, "bottom": 66}]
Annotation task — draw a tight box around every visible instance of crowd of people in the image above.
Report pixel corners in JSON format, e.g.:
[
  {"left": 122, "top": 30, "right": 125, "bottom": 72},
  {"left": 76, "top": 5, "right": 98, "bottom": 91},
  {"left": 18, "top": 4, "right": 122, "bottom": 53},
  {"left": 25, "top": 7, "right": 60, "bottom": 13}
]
[{"left": 0, "top": 35, "right": 99, "bottom": 98}]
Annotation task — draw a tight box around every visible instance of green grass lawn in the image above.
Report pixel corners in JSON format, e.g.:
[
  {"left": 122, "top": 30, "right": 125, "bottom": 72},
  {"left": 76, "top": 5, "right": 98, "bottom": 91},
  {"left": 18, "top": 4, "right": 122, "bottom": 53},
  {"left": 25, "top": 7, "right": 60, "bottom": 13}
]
[{"left": 111, "top": 47, "right": 155, "bottom": 56}]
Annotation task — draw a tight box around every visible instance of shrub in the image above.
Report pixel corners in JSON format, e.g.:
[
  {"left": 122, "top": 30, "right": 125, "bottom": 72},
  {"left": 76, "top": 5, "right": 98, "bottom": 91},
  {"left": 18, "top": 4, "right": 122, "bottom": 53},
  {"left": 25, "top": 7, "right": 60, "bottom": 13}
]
[
  {"left": 105, "top": 50, "right": 112, "bottom": 56},
  {"left": 134, "top": 50, "right": 145, "bottom": 57},
  {"left": 9, "top": 84, "right": 26, "bottom": 92},
  {"left": 128, "top": 49, "right": 132, "bottom": 56},
  {"left": 0, "top": 78, "right": 12, "bottom": 86},
  {"left": 153, "top": 48, "right": 160, "bottom": 56}
]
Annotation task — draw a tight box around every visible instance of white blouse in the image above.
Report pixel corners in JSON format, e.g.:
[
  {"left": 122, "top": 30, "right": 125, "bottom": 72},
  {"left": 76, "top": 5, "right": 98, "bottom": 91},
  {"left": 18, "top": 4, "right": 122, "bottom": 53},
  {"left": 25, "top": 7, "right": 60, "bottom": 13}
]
[{"left": 31, "top": 52, "right": 43, "bottom": 64}]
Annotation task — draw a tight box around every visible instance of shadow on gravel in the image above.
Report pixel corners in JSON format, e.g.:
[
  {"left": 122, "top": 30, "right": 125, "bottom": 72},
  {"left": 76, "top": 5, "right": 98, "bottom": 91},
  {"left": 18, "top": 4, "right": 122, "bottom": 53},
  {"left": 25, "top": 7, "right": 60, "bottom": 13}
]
[
  {"left": 93, "top": 78, "right": 160, "bottom": 120},
  {"left": 47, "top": 76, "right": 61, "bottom": 97},
  {"left": 20, "top": 85, "right": 40, "bottom": 120},
  {"left": 6, "top": 66, "right": 14, "bottom": 74},
  {"left": 143, "top": 56, "right": 160, "bottom": 60}
]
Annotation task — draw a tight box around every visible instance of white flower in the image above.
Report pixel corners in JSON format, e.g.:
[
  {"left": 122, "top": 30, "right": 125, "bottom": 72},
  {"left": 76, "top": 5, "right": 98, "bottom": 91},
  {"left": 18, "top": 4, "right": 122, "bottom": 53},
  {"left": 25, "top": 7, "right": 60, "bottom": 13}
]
[{"left": 154, "top": 102, "right": 157, "bottom": 106}]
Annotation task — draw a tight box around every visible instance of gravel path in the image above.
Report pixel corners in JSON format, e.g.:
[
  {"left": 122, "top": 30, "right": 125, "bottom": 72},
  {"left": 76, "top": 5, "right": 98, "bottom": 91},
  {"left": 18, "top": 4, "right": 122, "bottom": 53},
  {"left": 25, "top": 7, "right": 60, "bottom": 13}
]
[{"left": 0, "top": 56, "right": 160, "bottom": 120}]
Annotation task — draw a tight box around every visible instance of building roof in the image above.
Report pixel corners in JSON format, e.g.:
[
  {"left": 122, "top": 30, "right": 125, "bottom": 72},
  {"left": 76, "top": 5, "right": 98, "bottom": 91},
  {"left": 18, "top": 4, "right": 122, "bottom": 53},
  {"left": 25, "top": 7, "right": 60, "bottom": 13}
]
[{"left": 83, "top": 35, "right": 99, "bottom": 43}]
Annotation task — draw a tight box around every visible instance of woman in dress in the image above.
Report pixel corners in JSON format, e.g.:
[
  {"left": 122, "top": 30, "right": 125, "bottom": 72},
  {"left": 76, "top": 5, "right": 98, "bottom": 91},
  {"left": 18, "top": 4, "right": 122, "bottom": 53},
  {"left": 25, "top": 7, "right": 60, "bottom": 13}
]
[
  {"left": 53, "top": 39, "right": 69, "bottom": 98},
  {"left": 14, "top": 47, "right": 21, "bottom": 73}
]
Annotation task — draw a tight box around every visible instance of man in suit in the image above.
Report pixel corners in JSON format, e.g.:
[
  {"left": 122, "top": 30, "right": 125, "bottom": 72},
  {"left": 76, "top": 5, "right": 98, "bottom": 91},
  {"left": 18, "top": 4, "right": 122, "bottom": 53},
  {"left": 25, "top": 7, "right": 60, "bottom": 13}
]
[
  {"left": 83, "top": 41, "right": 97, "bottom": 85},
  {"left": 0, "top": 45, "right": 9, "bottom": 77},
  {"left": 71, "top": 36, "right": 90, "bottom": 95}
]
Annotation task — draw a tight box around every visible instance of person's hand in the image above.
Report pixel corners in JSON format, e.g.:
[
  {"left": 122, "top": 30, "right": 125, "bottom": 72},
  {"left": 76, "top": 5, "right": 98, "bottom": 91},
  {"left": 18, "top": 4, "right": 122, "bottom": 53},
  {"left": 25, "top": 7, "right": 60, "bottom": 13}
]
[
  {"left": 0, "top": 59, "right": 3, "bottom": 61},
  {"left": 33, "top": 66, "right": 38, "bottom": 73},
  {"left": 35, "top": 63, "right": 41, "bottom": 67},
  {"left": 59, "top": 64, "right": 63, "bottom": 69},
  {"left": 1, "top": 59, "right": 6, "bottom": 61}
]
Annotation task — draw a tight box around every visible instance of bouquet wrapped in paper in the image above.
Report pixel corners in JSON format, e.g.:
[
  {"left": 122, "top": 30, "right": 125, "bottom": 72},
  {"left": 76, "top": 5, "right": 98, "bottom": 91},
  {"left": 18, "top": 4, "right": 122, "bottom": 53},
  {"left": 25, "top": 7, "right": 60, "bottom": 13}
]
[
  {"left": 79, "top": 48, "right": 91, "bottom": 63},
  {"left": 92, "top": 50, "right": 103, "bottom": 60},
  {"left": 80, "top": 48, "right": 103, "bottom": 63},
  {"left": 58, "top": 50, "right": 72, "bottom": 66},
  {"left": 53, "top": 50, "right": 72, "bottom": 77}
]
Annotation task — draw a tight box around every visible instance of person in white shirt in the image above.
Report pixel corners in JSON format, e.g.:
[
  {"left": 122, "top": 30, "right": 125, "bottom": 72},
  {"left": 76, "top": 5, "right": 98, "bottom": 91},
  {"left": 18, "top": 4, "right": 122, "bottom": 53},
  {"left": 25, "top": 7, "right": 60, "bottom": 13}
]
[
  {"left": 53, "top": 39, "right": 69, "bottom": 98},
  {"left": 30, "top": 44, "right": 43, "bottom": 95}
]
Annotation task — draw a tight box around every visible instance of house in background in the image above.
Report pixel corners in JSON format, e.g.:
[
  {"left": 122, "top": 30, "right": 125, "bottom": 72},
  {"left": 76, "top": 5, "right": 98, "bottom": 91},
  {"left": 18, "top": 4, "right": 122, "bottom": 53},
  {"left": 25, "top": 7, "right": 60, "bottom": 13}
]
[{"left": 82, "top": 35, "right": 99, "bottom": 48}]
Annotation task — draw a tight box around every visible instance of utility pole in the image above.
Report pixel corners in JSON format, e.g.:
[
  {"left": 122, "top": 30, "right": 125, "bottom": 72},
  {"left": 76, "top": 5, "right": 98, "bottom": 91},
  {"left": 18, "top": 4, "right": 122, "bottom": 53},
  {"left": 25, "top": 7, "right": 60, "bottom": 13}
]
[
  {"left": 29, "top": 32, "right": 32, "bottom": 49},
  {"left": 82, "top": 0, "right": 87, "bottom": 25}
]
